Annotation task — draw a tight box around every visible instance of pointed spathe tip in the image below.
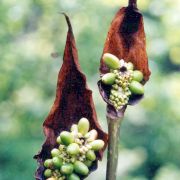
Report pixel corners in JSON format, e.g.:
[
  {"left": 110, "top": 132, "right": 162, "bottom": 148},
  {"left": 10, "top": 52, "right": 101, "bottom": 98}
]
[{"left": 59, "top": 12, "right": 72, "bottom": 32}]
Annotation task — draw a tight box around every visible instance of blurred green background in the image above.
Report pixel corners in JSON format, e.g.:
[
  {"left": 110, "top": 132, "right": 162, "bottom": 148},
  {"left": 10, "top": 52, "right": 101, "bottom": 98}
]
[{"left": 0, "top": 0, "right": 180, "bottom": 179}]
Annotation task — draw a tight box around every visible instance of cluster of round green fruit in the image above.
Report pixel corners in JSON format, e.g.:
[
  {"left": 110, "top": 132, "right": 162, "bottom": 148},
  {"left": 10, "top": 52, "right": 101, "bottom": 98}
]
[
  {"left": 43, "top": 118, "right": 105, "bottom": 180},
  {"left": 101, "top": 53, "right": 144, "bottom": 110}
]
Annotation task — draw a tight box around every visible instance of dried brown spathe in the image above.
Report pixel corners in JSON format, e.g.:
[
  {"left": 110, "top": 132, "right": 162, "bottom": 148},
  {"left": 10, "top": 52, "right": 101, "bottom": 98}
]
[
  {"left": 34, "top": 14, "right": 108, "bottom": 180},
  {"left": 100, "top": 6, "right": 151, "bottom": 82},
  {"left": 99, "top": 3, "right": 151, "bottom": 118}
]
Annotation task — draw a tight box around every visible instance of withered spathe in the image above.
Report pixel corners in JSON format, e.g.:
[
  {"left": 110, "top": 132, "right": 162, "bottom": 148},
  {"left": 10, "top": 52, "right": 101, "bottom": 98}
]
[
  {"left": 98, "top": 1, "right": 151, "bottom": 118},
  {"left": 34, "top": 14, "right": 108, "bottom": 180}
]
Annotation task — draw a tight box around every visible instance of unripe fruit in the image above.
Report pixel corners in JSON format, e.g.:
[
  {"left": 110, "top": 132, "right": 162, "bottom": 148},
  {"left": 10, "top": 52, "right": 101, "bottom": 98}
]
[
  {"left": 44, "top": 169, "right": 52, "bottom": 178},
  {"left": 56, "top": 136, "right": 61, "bottom": 144},
  {"left": 47, "top": 177, "right": 57, "bottom": 180},
  {"left": 103, "top": 53, "right": 120, "bottom": 69},
  {"left": 132, "top": 70, "right": 143, "bottom": 82},
  {"left": 71, "top": 124, "right": 78, "bottom": 133},
  {"left": 61, "top": 163, "right": 74, "bottom": 175},
  {"left": 86, "top": 150, "right": 96, "bottom": 161},
  {"left": 112, "top": 84, "right": 119, "bottom": 90},
  {"left": 78, "top": 118, "right": 90, "bottom": 136},
  {"left": 74, "top": 161, "right": 89, "bottom": 176},
  {"left": 84, "top": 160, "right": 92, "bottom": 167},
  {"left": 127, "top": 62, "right": 134, "bottom": 70},
  {"left": 60, "top": 131, "right": 74, "bottom": 146},
  {"left": 51, "top": 148, "right": 60, "bottom": 157},
  {"left": 129, "top": 81, "right": 144, "bottom": 95},
  {"left": 52, "top": 157, "right": 63, "bottom": 168},
  {"left": 85, "top": 129, "right": 98, "bottom": 142},
  {"left": 101, "top": 73, "right": 116, "bottom": 85},
  {"left": 44, "top": 159, "right": 53, "bottom": 168},
  {"left": 89, "top": 140, "right": 105, "bottom": 151},
  {"left": 67, "top": 143, "right": 80, "bottom": 156},
  {"left": 77, "top": 133, "right": 83, "bottom": 138},
  {"left": 67, "top": 173, "right": 80, "bottom": 180}
]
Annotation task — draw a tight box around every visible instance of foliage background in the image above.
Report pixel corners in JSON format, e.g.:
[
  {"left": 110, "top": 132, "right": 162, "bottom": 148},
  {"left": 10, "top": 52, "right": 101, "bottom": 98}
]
[{"left": 0, "top": 0, "right": 180, "bottom": 179}]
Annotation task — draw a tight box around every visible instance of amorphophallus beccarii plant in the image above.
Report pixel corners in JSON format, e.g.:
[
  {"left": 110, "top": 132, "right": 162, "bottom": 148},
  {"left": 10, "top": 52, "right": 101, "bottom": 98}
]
[
  {"left": 34, "top": 14, "right": 108, "bottom": 180},
  {"left": 98, "top": 0, "right": 151, "bottom": 179}
]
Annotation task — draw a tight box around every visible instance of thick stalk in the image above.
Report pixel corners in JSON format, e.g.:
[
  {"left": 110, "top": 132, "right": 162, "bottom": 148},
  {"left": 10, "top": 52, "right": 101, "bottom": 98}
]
[{"left": 106, "top": 116, "right": 123, "bottom": 180}]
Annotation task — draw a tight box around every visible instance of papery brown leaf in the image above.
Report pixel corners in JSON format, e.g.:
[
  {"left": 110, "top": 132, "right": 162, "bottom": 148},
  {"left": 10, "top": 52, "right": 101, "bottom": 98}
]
[
  {"left": 34, "top": 14, "right": 108, "bottom": 180},
  {"left": 99, "top": 2, "right": 151, "bottom": 118},
  {"left": 100, "top": 4, "right": 151, "bottom": 82}
]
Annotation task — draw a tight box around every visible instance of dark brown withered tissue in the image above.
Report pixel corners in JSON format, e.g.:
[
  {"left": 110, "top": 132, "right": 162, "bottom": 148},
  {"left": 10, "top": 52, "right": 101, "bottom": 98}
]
[
  {"left": 98, "top": 0, "right": 151, "bottom": 119},
  {"left": 34, "top": 14, "right": 108, "bottom": 180}
]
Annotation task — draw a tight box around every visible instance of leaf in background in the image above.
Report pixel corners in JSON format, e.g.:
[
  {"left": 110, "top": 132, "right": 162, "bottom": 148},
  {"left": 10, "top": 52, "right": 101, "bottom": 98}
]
[
  {"left": 34, "top": 14, "right": 108, "bottom": 180},
  {"left": 98, "top": 1, "right": 151, "bottom": 118}
]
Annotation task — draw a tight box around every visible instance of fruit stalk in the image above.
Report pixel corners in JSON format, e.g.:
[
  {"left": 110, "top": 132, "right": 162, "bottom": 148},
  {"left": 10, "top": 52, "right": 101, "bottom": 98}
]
[{"left": 106, "top": 116, "right": 123, "bottom": 180}]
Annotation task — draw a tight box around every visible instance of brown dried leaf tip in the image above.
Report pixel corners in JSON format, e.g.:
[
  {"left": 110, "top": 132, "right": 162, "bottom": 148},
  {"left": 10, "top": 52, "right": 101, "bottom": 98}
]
[
  {"left": 34, "top": 14, "right": 108, "bottom": 180},
  {"left": 98, "top": 1, "right": 151, "bottom": 118}
]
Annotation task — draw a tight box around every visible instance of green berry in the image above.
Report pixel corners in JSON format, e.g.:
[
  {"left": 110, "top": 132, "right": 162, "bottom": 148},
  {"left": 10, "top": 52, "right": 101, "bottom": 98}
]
[
  {"left": 71, "top": 124, "right": 78, "bottom": 132},
  {"left": 59, "top": 144, "right": 65, "bottom": 151},
  {"left": 51, "top": 148, "right": 60, "bottom": 157},
  {"left": 74, "top": 161, "right": 89, "bottom": 176},
  {"left": 111, "top": 89, "right": 116, "bottom": 94},
  {"left": 67, "top": 173, "right": 80, "bottom": 180},
  {"left": 115, "top": 104, "right": 118, "bottom": 109},
  {"left": 70, "top": 157, "right": 76, "bottom": 163},
  {"left": 117, "top": 75, "right": 122, "bottom": 80},
  {"left": 115, "top": 79, "right": 119, "bottom": 84},
  {"left": 119, "top": 80, "right": 123, "bottom": 85},
  {"left": 109, "top": 95, "right": 115, "bottom": 100},
  {"left": 122, "top": 83, "right": 126, "bottom": 88},
  {"left": 103, "top": 53, "right": 120, "bottom": 69},
  {"left": 115, "top": 98, "right": 119, "bottom": 102},
  {"left": 129, "top": 81, "right": 144, "bottom": 95},
  {"left": 84, "top": 133, "right": 90, "bottom": 139},
  {"left": 52, "top": 157, "right": 63, "bottom": 168},
  {"left": 60, "top": 131, "right": 74, "bottom": 146},
  {"left": 89, "top": 140, "right": 105, "bottom": 151},
  {"left": 61, "top": 163, "right": 74, "bottom": 175},
  {"left": 101, "top": 73, "right": 116, "bottom": 85},
  {"left": 67, "top": 143, "right": 80, "bottom": 156},
  {"left": 113, "top": 92, "right": 118, "bottom": 97},
  {"left": 56, "top": 136, "right": 61, "bottom": 144},
  {"left": 117, "top": 94, "right": 122, "bottom": 99},
  {"left": 78, "top": 118, "right": 90, "bottom": 136},
  {"left": 44, "top": 169, "right": 52, "bottom": 178},
  {"left": 124, "top": 100, "right": 128, "bottom": 104},
  {"left": 86, "top": 150, "right": 96, "bottom": 161},
  {"left": 127, "top": 62, "right": 134, "bottom": 70},
  {"left": 77, "top": 133, "right": 83, "bottom": 138},
  {"left": 84, "top": 160, "right": 93, "bottom": 167},
  {"left": 113, "top": 70, "right": 118, "bottom": 73},
  {"left": 116, "top": 106, "right": 120, "bottom": 110},
  {"left": 46, "top": 178, "right": 56, "bottom": 180},
  {"left": 132, "top": 70, "right": 143, "bottom": 82},
  {"left": 44, "top": 159, "right": 53, "bottom": 168},
  {"left": 112, "top": 84, "right": 118, "bottom": 90},
  {"left": 86, "top": 129, "right": 98, "bottom": 142}
]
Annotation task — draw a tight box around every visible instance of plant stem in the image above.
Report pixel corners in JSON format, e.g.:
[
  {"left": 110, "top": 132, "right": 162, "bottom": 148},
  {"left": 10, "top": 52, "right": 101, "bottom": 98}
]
[{"left": 106, "top": 116, "right": 123, "bottom": 180}]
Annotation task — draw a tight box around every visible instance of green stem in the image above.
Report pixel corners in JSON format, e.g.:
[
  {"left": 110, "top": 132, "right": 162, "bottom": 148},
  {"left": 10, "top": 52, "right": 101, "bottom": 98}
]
[{"left": 106, "top": 116, "right": 123, "bottom": 180}]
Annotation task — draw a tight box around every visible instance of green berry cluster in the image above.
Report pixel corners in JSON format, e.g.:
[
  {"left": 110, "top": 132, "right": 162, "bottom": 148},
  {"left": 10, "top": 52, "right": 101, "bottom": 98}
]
[
  {"left": 109, "top": 69, "right": 133, "bottom": 109},
  {"left": 43, "top": 118, "right": 105, "bottom": 180},
  {"left": 102, "top": 53, "right": 145, "bottom": 110}
]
